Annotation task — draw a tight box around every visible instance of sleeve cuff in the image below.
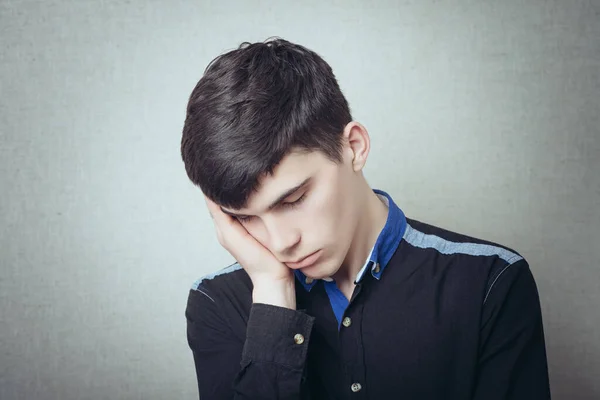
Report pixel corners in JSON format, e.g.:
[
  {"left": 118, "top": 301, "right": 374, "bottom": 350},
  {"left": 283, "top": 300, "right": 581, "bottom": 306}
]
[{"left": 242, "top": 303, "right": 315, "bottom": 368}]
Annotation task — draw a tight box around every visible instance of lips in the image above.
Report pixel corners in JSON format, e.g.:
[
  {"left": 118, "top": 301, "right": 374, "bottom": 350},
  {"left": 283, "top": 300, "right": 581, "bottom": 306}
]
[{"left": 285, "top": 250, "right": 322, "bottom": 269}]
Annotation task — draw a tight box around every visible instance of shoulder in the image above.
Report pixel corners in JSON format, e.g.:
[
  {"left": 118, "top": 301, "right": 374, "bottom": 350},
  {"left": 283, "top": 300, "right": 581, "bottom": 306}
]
[
  {"left": 190, "top": 262, "right": 251, "bottom": 299},
  {"left": 402, "top": 218, "right": 529, "bottom": 303},
  {"left": 186, "top": 262, "right": 253, "bottom": 328},
  {"left": 404, "top": 218, "right": 523, "bottom": 263}
]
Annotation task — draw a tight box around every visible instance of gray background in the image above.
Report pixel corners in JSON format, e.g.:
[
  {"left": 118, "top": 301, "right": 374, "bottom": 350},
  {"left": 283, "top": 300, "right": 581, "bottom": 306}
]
[{"left": 1, "top": 0, "right": 599, "bottom": 399}]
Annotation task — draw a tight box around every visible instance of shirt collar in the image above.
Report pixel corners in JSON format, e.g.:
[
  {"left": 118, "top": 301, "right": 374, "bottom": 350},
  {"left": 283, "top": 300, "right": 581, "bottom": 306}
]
[{"left": 295, "top": 189, "right": 407, "bottom": 291}]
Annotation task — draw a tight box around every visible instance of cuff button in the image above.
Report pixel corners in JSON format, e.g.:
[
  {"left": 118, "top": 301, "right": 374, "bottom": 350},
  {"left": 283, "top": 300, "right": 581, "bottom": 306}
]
[{"left": 351, "top": 382, "right": 362, "bottom": 392}]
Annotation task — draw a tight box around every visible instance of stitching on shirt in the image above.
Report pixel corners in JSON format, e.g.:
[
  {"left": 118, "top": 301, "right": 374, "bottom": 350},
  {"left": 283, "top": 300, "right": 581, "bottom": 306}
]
[
  {"left": 195, "top": 288, "right": 216, "bottom": 303},
  {"left": 403, "top": 224, "right": 523, "bottom": 264},
  {"left": 483, "top": 255, "right": 523, "bottom": 305}
]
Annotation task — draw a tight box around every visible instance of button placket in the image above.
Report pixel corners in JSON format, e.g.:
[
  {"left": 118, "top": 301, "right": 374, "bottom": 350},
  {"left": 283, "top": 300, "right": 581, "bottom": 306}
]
[{"left": 338, "top": 301, "right": 366, "bottom": 398}]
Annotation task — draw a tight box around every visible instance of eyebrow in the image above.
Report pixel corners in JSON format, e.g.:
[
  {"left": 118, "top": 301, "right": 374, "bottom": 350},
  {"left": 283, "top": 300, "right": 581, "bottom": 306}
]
[{"left": 220, "top": 177, "right": 311, "bottom": 218}]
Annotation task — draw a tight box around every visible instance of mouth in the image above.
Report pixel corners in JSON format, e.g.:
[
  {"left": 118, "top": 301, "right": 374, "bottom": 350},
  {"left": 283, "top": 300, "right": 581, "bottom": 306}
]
[{"left": 285, "top": 250, "right": 322, "bottom": 269}]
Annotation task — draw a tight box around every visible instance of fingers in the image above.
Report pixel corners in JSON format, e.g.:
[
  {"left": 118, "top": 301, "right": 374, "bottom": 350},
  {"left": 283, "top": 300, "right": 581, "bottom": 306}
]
[
  {"left": 201, "top": 195, "right": 289, "bottom": 282},
  {"left": 203, "top": 195, "right": 219, "bottom": 219},
  {"left": 204, "top": 195, "right": 244, "bottom": 249},
  {"left": 204, "top": 196, "right": 232, "bottom": 225}
]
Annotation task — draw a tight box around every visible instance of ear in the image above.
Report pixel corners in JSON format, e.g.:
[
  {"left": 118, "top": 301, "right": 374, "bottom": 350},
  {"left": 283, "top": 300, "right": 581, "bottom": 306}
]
[{"left": 342, "top": 121, "right": 371, "bottom": 172}]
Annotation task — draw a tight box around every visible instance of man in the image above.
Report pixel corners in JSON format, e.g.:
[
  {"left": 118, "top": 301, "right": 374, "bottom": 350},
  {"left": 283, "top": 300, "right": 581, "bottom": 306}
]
[{"left": 181, "top": 38, "right": 550, "bottom": 399}]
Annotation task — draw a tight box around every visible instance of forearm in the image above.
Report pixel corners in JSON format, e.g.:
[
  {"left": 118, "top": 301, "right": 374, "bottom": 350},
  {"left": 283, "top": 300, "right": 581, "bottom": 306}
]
[
  {"left": 234, "top": 303, "right": 315, "bottom": 399},
  {"left": 188, "top": 286, "right": 315, "bottom": 400}
]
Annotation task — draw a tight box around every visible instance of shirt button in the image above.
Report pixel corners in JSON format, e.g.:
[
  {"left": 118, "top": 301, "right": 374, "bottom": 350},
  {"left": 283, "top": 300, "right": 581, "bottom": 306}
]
[
  {"left": 351, "top": 382, "right": 362, "bottom": 392},
  {"left": 293, "top": 333, "right": 305, "bottom": 345},
  {"left": 373, "top": 263, "right": 381, "bottom": 273},
  {"left": 305, "top": 277, "right": 314, "bottom": 284},
  {"left": 342, "top": 317, "right": 352, "bottom": 327}
]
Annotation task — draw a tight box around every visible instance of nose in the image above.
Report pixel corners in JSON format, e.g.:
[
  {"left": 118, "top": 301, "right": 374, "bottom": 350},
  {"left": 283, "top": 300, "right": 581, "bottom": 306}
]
[{"left": 263, "top": 215, "right": 300, "bottom": 256}]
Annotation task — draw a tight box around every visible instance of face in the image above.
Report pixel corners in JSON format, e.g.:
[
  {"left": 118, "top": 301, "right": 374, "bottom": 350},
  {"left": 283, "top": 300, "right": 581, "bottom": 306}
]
[{"left": 220, "top": 146, "right": 366, "bottom": 279}]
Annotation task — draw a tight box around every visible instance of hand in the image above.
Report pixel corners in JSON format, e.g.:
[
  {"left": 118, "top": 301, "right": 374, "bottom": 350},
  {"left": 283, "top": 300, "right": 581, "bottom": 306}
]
[{"left": 205, "top": 196, "right": 296, "bottom": 309}]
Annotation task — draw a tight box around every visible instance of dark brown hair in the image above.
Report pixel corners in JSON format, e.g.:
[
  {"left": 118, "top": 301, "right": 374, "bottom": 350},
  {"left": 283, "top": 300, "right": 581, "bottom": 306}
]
[{"left": 181, "top": 38, "right": 352, "bottom": 209}]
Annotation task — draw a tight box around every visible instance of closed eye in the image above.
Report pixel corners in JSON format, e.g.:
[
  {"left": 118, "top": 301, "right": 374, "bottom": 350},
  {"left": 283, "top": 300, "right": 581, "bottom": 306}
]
[
  {"left": 280, "top": 193, "right": 307, "bottom": 209},
  {"left": 236, "top": 193, "right": 307, "bottom": 224}
]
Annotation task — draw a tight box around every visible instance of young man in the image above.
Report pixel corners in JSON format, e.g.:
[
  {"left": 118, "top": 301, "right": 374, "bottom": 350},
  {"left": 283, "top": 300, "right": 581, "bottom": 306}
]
[{"left": 181, "top": 38, "right": 551, "bottom": 399}]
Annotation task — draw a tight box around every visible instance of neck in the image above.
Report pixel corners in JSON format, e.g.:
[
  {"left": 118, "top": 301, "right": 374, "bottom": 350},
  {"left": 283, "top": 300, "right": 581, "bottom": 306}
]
[{"left": 334, "top": 186, "right": 389, "bottom": 287}]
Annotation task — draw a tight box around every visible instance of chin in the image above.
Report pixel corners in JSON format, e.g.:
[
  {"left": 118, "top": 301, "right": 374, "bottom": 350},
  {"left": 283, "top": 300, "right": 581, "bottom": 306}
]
[
  {"left": 303, "top": 271, "right": 327, "bottom": 280},
  {"left": 302, "top": 260, "right": 339, "bottom": 280}
]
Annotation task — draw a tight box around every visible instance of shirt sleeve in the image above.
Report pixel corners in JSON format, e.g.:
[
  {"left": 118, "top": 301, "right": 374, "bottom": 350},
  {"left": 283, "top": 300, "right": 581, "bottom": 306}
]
[
  {"left": 472, "top": 260, "right": 551, "bottom": 400},
  {"left": 186, "top": 287, "right": 315, "bottom": 400}
]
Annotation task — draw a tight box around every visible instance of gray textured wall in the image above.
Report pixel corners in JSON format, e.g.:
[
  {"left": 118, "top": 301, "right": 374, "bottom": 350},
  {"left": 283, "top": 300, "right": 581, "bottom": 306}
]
[{"left": 1, "top": 1, "right": 599, "bottom": 399}]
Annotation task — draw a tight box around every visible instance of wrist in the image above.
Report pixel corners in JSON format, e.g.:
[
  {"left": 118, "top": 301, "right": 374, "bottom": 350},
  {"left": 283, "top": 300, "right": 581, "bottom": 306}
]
[{"left": 252, "top": 276, "right": 296, "bottom": 310}]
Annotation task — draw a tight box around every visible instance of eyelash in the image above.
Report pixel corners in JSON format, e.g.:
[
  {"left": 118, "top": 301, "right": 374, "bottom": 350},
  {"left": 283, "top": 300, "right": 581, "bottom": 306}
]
[
  {"left": 236, "top": 193, "right": 307, "bottom": 223},
  {"left": 283, "top": 193, "right": 307, "bottom": 209}
]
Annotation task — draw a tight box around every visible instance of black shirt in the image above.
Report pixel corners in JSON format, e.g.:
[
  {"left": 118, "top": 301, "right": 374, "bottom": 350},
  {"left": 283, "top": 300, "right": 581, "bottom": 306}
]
[{"left": 186, "top": 190, "right": 550, "bottom": 399}]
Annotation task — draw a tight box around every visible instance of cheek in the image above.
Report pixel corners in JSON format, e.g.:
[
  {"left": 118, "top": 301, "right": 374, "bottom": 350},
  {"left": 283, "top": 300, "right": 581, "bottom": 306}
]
[{"left": 304, "top": 188, "right": 346, "bottom": 238}]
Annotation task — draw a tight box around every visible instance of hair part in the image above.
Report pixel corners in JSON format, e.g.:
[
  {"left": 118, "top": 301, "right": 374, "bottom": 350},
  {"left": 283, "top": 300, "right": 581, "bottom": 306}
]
[{"left": 181, "top": 38, "right": 352, "bottom": 209}]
